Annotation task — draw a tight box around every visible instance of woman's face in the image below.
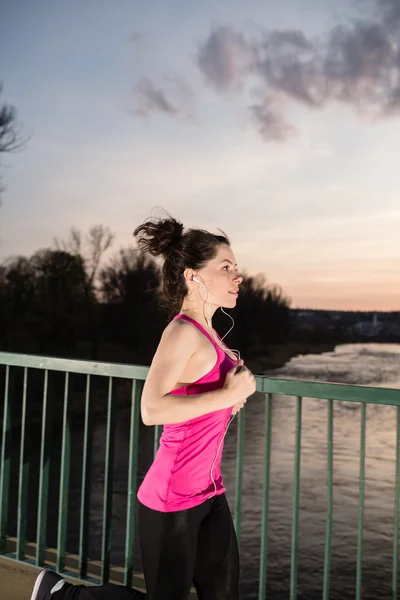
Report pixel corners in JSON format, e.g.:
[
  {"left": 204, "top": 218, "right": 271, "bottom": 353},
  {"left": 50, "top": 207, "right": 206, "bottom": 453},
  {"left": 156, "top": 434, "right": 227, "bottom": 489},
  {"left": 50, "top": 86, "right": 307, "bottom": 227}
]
[{"left": 196, "top": 244, "right": 243, "bottom": 309}]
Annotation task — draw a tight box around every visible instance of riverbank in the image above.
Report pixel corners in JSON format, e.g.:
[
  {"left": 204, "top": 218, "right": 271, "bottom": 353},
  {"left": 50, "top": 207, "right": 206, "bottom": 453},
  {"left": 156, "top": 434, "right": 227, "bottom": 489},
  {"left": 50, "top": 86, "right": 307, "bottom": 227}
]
[{"left": 245, "top": 340, "right": 337, "bottom": 374}]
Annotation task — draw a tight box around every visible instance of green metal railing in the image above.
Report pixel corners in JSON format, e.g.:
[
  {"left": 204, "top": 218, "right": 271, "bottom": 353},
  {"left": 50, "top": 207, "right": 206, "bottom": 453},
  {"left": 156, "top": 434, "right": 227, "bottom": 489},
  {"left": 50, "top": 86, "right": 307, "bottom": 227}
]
[{"left": 1, "top": 351, "right": 400, "bottom": 599}]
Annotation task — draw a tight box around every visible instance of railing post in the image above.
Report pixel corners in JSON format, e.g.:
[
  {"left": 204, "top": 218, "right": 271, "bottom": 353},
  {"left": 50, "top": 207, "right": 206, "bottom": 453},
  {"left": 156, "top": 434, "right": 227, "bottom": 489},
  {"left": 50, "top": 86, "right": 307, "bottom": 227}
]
[
  {"left": 36, "top": 369, "right": 53, "bottom": 566},
  {"left": 57, "top": 372, "right": 71, "bottom": 572},
  {"left": 259, "top": 392, "right": 273, "bottom": 600},
  {"left": 234, "top": 407, "right": 246, "bottom": 547},
  {"left": 124, "top": 379, "right": 143, "bottom": 586},
  {"left": 356, "top": 403, "right": 367, "bottom": 600},
  {"left": 101, "top": 376, "right": 116, "bottom": 584},
  {"left": 290, "top": 395, "right": 302, "bottom": 600},
  {"left": 323, "top": 398, "right": 334, "bottom": 600},
  {"left": 0, "top": 366, "right": 14, "bottom": 553},
  {"left": 78, "top": 374, "right": 92, "bottom": 579},
  {"left": 153, "top": 424, "right": 162, "bottom": 459},
  {"left": 393, "top": 405, "right": 400, "bottom": 599},
  {"left": 16, "top": 367, "right": 30, "bottom": 561}
]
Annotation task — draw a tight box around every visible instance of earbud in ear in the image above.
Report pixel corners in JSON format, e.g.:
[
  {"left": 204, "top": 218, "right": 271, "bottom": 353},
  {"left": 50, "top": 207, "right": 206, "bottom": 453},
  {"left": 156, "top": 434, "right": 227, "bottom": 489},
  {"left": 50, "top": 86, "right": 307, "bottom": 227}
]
[{"left": 193, "top": 276, "right": 200, "bottom": 283}]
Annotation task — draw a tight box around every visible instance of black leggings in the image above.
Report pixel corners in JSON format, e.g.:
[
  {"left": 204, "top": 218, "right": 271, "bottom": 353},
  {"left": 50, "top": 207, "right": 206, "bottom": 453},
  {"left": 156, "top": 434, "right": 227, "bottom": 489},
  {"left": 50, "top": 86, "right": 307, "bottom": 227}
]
[{"left": 53, "top": 493, "right": 240, "bottom": 600}]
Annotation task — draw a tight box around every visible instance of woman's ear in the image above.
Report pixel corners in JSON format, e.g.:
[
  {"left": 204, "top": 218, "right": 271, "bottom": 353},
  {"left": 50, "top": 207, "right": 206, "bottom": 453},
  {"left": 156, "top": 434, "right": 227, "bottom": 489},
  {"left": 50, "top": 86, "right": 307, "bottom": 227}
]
[{"left": 183, "top": 268, "right": 195, "bottom": 284}]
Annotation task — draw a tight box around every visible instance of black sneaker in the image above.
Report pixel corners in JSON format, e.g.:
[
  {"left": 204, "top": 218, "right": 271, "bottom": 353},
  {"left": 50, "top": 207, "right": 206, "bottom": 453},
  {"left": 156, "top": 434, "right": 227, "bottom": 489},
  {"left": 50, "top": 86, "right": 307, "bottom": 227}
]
[{"left": 30, "top": 569, "right": 66, "bottom": 600}]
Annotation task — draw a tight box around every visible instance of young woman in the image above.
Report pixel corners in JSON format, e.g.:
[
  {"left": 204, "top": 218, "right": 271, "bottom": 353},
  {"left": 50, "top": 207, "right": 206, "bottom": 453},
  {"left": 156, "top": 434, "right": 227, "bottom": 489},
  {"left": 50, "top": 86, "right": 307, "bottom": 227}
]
[{"left": 30, "top": 214, "right": 256, "bottom": 600}]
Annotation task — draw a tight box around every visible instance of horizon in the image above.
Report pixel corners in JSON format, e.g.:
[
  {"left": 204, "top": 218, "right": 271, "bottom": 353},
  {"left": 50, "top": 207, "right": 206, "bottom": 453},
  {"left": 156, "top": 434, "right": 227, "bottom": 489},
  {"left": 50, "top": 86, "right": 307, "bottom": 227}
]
[{"left": 1, "top": 0, "right": 400, "bottom": 312}]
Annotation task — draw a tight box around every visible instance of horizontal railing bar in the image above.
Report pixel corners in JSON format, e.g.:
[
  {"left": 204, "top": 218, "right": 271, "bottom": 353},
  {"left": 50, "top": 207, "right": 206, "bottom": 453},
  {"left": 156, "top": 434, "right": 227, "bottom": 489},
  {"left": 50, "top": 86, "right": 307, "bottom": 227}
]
[
  {"left": 2, "top": 353, "right": 400, "bottom": 406},
  {"left": 0, "top": 352, "right": 149, "bottom": 381},
  {"left": 262, "top": 377, "right": 400, "bottom": 406},
  {"left": 1, "top": 541, "right": 148, "bottom": 590}
]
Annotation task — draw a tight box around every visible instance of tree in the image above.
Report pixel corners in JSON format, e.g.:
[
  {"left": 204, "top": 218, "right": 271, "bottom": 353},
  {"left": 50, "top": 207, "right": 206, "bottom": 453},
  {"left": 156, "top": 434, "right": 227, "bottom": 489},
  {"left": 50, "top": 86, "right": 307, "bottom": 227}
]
[
  {"left": 0, "top": 250, "right": 88, "bottom": 354},
  {"left": 30, "top": 249, "right": 88, "bottom": 353},
  {"left": 0, "top": 256, "right": 36, "bottom": 350},
  {"left": 0, "top": 84, "right": 27, "bottom": 197},
  {"left": 54, "top": 224, "right": 115, "bottom": 293},
  {"left": 99, "top": 247, "right": 166, "bottom": 363},
  {"left": 54, "top": 224, "right": 115, "bottom": 358}
]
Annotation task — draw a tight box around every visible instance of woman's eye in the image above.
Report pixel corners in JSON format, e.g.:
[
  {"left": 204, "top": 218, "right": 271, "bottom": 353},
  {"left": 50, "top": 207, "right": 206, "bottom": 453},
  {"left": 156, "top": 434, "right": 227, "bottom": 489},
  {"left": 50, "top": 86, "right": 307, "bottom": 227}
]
[{"left": 223, "top": 266, "right": 229, "bottom": 271}]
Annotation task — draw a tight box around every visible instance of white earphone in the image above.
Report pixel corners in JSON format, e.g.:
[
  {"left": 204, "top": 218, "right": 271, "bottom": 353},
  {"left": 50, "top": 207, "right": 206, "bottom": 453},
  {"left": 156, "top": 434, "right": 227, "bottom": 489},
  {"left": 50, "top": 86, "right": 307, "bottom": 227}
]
[{"left": 193, "top": 276, "right": 201, "bottom": 284}]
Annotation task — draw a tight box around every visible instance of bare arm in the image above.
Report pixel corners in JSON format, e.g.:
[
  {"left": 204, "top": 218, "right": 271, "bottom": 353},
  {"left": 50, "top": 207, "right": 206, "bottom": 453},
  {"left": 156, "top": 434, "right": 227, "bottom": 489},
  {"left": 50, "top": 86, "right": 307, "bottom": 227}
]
[{"left": 141, "top": 320, "right": 236, "bottom": 426}]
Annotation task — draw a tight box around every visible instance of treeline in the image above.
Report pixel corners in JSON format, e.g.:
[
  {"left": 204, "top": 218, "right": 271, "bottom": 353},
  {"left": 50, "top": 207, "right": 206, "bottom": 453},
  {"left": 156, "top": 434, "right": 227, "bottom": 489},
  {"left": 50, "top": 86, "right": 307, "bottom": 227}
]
[{"left": 0, "top": 226, "right": 292, "bottom": 365}]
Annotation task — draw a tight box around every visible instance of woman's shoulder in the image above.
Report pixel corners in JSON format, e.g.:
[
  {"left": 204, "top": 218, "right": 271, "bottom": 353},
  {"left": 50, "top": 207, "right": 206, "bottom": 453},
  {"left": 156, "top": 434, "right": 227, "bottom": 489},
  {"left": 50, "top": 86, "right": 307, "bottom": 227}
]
[{"left": 161, "top": 315, "right": 203, "bottom": 346}]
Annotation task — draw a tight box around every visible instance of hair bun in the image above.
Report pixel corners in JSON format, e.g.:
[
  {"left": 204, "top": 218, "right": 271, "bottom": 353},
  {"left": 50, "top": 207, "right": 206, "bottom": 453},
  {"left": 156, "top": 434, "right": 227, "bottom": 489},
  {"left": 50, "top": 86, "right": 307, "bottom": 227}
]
[
  {"left": 133, "top": 213, "right": 184, "bottom": 259},
  {"left": 162, "top": 219, "right": 184, "bottom": 254}
]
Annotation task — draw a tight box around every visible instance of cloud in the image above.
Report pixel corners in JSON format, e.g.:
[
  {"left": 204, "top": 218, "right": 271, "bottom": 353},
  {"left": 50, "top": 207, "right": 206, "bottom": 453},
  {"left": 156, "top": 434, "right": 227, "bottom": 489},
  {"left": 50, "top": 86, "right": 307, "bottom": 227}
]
[
  {"left": 197, "top": 26, "right": 256, "bottom": 92},
  {"left": 132, "top": 76, "right": 194, "bottom": 120},
  {"left": 250, "top": 93, "right": 297, "bottom": 142},
  {"left": 131, "top": 0, "right": 400, "bottom": 140},
  {"left": 321, "top": 21, "right": 397, "bottom": 115},
  {"left": 373, "top": 0, "right": 400, "bottom": 29},
  {"left": 196, "top": 3, "right": 400, "bottom": 140}
]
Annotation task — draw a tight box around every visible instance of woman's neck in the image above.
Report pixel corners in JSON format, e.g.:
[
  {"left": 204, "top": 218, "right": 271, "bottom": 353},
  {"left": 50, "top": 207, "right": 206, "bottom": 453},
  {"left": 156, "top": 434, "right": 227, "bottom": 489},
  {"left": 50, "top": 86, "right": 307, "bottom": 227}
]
[{"left": 179, "top": 308, "right": 214, "bottom": 330}]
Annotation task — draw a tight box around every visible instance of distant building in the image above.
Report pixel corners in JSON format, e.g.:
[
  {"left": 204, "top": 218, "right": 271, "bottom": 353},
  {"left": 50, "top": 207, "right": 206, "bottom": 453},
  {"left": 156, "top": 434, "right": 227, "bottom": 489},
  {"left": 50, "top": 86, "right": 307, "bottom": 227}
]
[{"left": 352, "top": 313, "right": 383, "bottom": 337}]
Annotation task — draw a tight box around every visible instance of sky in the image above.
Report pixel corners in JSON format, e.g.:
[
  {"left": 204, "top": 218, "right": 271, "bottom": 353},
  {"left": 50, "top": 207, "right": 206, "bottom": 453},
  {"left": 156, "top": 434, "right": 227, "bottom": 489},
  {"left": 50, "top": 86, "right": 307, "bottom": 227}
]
[{"left": 0, "top": 0, "right": 399, "bottom": 311}]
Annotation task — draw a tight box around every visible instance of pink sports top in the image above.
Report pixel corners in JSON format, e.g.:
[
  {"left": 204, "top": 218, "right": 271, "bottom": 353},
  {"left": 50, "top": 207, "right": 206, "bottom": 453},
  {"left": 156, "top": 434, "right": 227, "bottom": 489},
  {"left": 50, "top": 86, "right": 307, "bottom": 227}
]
[{"left": 137, "top": 314, "right": 239, "bottom": 512}]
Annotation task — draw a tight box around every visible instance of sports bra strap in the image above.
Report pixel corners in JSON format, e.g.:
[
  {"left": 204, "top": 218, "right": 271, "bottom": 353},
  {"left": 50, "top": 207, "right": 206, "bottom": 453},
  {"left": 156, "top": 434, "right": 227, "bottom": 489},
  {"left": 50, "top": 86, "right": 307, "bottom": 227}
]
[{"left": 173, "top": 314, "right": 220, "bottom": 348}]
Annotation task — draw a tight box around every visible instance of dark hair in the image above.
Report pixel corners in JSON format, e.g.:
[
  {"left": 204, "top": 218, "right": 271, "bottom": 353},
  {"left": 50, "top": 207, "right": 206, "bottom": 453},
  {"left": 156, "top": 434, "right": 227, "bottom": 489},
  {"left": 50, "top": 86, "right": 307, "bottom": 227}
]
[{"left": 133, "top": 210, "right": 230, "bottom": 318}]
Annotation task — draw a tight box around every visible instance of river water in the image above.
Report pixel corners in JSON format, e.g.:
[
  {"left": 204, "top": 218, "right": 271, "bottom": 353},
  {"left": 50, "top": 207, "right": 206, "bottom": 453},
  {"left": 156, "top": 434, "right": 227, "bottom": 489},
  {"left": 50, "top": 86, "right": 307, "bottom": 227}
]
[
  {"left": 4, "top": 343, "right": 400, "bottom": 599},
  {"left": 225, "top": 343, "right": 400, "bottom": 599}
]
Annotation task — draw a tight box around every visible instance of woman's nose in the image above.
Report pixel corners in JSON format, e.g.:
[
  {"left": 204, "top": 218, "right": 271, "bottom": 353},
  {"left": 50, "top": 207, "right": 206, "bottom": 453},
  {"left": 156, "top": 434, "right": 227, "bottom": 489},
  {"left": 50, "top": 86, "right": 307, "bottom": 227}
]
[{"left": 234, "top": 274, "right": 243, "bottom": 284}]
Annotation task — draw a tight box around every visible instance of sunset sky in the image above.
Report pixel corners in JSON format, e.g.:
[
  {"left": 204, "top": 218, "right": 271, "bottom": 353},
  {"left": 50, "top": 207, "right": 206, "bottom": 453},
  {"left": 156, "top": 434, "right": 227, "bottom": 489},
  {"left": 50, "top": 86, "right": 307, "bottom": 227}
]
[{"left": 1, "top": 0, "right": 399, "bottom": 311}]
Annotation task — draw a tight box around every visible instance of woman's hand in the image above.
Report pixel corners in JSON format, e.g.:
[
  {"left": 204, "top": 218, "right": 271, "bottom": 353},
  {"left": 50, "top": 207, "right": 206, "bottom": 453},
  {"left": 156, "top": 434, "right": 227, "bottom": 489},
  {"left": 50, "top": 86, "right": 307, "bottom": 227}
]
[{"left": 224, "top": 360, "right": 256, "bottom": 411}]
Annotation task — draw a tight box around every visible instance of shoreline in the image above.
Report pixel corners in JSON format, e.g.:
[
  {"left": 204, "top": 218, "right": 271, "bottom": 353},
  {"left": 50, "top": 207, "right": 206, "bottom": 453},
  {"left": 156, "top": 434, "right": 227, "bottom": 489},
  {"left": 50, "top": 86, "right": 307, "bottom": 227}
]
[{"left": 246, "top": 340, "right": 337, "bottom": 375}]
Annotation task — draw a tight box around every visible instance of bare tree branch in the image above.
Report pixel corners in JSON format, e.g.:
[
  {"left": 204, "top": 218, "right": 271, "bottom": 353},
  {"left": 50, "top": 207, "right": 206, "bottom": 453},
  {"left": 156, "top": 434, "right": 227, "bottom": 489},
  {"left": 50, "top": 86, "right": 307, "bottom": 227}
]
[
  {"left": 0, "top": 84, "right": 27, "bottom": 155},
  {"left": 86, "top": 224, "right": 115, "bottom": 286},
  {"left": 0, "top": 83, "right": 28, "bottom": 198},
  {"left": 54, "top": 224, "right": 115, "bottom": 290}
]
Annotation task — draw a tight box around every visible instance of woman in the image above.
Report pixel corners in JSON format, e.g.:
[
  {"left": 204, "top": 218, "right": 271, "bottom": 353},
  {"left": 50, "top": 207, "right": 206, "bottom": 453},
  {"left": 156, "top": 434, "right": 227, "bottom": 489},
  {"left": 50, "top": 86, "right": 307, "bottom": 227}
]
[{"left": 30, "top": 213, "right": 256, "bottom": 600}]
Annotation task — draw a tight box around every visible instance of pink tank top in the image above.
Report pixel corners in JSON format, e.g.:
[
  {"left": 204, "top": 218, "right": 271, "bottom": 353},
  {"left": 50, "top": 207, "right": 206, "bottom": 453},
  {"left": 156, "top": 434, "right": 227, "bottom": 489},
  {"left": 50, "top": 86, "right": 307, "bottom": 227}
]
[{"left": 137, "top": 314, "right": 238, "bottom": 512}]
